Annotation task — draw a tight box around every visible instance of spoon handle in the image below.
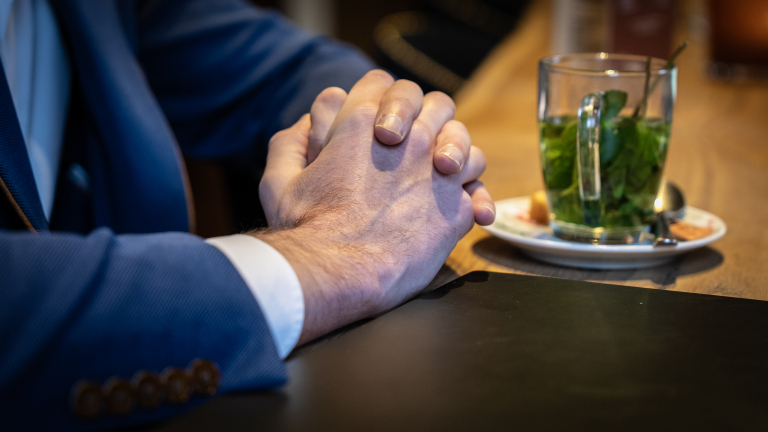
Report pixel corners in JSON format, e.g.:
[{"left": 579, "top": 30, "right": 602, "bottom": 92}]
[{"left": 653, "top": 212, "right": 679, "bottom": 247}]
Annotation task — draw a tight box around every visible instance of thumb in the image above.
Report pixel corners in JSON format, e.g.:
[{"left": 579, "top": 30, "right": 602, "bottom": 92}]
[{"left": 260, "top": 114, "right": 311, "bottom": 224}]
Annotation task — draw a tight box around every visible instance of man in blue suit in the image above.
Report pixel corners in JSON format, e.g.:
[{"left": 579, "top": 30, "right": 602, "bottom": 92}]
[{"left": 0, "top": 1, "right": 495, "bottom": 430}]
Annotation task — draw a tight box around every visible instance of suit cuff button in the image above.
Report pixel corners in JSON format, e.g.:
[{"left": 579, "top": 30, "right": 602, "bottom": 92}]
[
  {"left": 103, "top": 377, "right": 136, "bottom": 416},
  {"left": 70, "top": 380, "right": 104, "bottom": 420},
  {"left": 132, "top": 371, "right": 165, "bottom": 410},
  {"left": 162, "top": 367, "right": 192, "bottom": 405},
  {"left": 188, "top": 359, "right": 221, "bottom": 396}
]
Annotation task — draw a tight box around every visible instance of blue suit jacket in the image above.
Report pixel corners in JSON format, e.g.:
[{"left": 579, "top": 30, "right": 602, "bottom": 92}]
[{"left": 0, "top": 0, "right": 373, "bottom": 430}]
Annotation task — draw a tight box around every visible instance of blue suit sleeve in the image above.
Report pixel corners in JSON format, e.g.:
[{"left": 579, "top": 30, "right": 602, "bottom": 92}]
[
  {"left": 134, "top": 0, "right": 376, "bottom": 165},
  {"left": 0, "top": 228, "right": 285, "bottom": 431}
]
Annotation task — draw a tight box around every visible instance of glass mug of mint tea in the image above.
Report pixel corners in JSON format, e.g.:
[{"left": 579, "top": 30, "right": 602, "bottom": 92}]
[{"left": 538, "top": 53, "right": 677, "bottom": 244}]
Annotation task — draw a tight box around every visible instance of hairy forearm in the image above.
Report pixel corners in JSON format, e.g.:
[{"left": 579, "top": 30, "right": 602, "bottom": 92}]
[{"left": 253, "top": 226, "right": 380, "bottom": 345}]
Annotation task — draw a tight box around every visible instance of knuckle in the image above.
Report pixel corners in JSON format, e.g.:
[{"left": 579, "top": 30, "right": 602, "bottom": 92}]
[
  {"left": 469, "top": 147, "right": 487, "bottom": 173},
  {"left": 355, "top": 101, "right": 380, "bottom": 116},
  {"left": 471, "top": 145, "right": 487, "bottom": 164},
  {"left": 410, "top": 120, "right": 436, "bottom": 146},
  {"left": 394, "top": 79, "right": 423, "bottom": 95},
  {"left": 425, "top": 91, "right": 456, "bottom": 113},
  {"left": 447, "top": 119, "right": 469, "bottom": 136},
  {"left": 269, "top": 122, "right": 307, "bottom": 149},
  {"left": 364, "top": 69, "right": 395, "bottom": 85},
  {"left": 268, "top": 130, "right": 289, "bottom": 148},
  {"left": 350, "top": 101, "right": 380, "bottom": 127},
  {"left": 316, "top": 86, "right": 347, "bottom": 106}
]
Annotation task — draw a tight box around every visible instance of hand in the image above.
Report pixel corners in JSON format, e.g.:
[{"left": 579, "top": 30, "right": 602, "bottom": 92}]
[
  {"left": 305, "top": 73, "right": 495, "bottom": 225},
  {"left": 257, "top": 70, "right": 489, "bottom": 343}
]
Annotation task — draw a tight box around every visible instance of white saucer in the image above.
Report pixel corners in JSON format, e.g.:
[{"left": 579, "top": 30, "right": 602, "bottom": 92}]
[{"left": 482, "top": 197, "right": 727, "bottom": 270}]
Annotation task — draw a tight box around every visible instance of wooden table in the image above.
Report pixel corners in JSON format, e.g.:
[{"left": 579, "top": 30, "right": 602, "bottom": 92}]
[{"left": 442, "top": 0, "right": 768, "bottom": 301}]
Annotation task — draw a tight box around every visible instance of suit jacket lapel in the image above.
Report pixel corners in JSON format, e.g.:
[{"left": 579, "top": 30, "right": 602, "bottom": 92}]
[{"left": 0, "top": 56, "right": 49, "bottom": 232}]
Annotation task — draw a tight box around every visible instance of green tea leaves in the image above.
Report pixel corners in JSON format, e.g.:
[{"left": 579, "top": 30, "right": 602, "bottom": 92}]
[
  {"left": 540, "top": 115, "right": 669, "bottom": 228},
  {"left": 541, "top": 119, "right": 578, "bottom": 190},
  {"left": 608, "top": 165, "right": 626, "bottom": 199},
  {"left": 602, "top": 90, "right": 627, "bottom": 119},
  {"left": 598, "top": 90, "right": 628, "bottom": 166}
]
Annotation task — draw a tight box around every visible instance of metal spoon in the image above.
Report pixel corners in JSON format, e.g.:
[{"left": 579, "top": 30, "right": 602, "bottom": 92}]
[{"left": 653, "top": 181, "right": 686, "bottom": 247}]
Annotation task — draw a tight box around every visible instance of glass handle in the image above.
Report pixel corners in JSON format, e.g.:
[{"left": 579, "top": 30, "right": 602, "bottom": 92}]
[{"left": 577, "top": 93, "right": 603, "bottom": 227}]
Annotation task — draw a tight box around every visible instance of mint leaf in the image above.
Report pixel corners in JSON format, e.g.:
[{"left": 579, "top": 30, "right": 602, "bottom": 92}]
[
  {"left": 608, "top": 165, "right": 626, "bottom": 199},
  {"left": 599, "top": 122, "right": 620, "bottom": 165},
  {"left": 541, "top": 120, "right": 577, "bottom": 190},
  {"left": 602, "top": 90, "right": 627, "bottom": 120},
  {"left": 597, "top": 90, "right": 628, "bottom": 166}
]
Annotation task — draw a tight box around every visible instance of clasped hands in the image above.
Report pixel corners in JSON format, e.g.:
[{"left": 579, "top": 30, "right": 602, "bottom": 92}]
[{"left": 255, "top": 70, "right": 494, "bottom": 344}]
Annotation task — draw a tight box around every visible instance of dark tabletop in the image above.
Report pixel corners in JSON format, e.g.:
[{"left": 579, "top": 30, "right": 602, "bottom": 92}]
[{"left": 147, "top": 272, "right": 768, "bottom": 432}]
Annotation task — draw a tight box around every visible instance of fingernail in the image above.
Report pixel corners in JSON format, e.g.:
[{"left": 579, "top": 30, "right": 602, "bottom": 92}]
[
  {"left": 482, "top": 204, "right": 496, "bottom": 218},
  {"left": 439, "top": 145, "right": 464, "bottom": 169},
  {"left": 376, "top": 114, "right": 405, "bottom": 139}
]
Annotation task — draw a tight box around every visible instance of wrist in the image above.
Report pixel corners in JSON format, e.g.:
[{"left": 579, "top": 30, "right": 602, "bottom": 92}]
[{"left": 252, "top": 226, "right": 380, "bottom": 344}]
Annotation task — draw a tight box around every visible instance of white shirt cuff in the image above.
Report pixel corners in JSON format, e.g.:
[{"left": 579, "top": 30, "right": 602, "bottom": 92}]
[{"left": 206, "top": 234, "right": 304, "bottom": 359}]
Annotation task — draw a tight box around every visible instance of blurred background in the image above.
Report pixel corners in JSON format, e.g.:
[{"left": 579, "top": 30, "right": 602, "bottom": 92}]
[
  {"left": 251, "top": 0, "right": 534, "bottom": 95},
  {"left": 251, "top": 0, "right": 768, "bottom": 95}
]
